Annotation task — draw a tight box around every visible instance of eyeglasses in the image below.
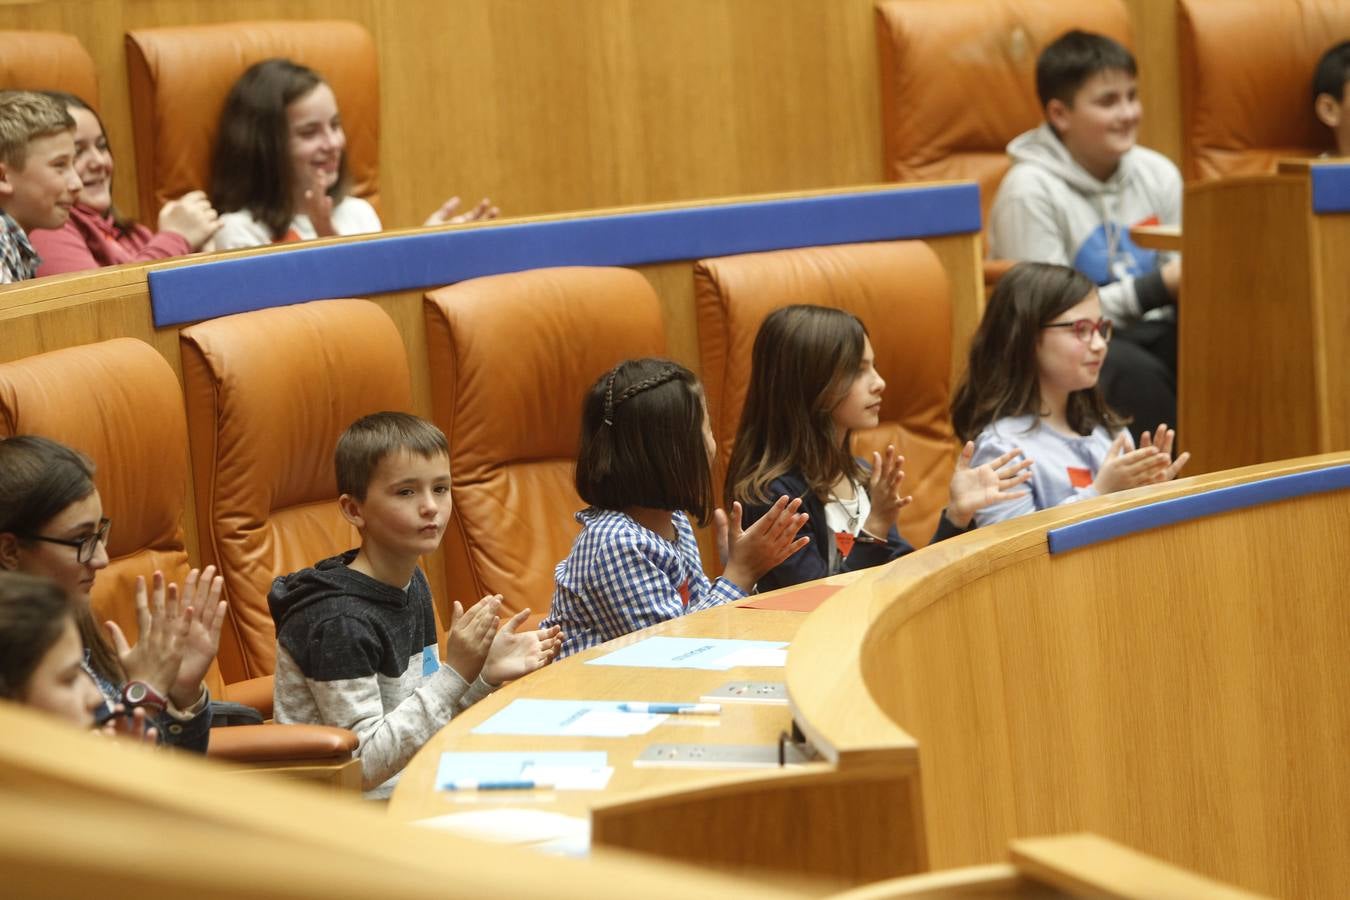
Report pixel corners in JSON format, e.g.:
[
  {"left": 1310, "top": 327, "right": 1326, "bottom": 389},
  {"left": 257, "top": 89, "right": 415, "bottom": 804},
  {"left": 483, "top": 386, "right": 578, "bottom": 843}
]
[
  {"left": 22, "top": 517, "right": 111, "bottom": 564},
  {"left": 1042, "top": 317, "right": 1113, "bottom": 343}
]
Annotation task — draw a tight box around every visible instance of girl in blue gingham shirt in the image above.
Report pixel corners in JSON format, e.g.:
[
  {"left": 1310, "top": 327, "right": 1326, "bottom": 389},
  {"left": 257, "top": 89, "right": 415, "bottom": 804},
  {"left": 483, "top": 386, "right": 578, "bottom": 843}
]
[{"left": 543, "top": 359, "right": 808, "bottom": 659}]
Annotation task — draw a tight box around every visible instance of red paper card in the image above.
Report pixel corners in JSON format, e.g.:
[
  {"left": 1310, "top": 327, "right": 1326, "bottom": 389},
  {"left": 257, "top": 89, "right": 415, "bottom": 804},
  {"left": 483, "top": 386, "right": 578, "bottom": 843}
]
[{"left": 740, "top": 583, "right": 845, "bottom": 613}]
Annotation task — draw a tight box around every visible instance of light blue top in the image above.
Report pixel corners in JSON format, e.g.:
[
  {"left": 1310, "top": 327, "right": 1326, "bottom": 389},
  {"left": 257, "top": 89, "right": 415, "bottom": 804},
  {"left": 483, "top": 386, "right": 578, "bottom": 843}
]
[{"left": 971, "top": 414, "right": 1119, "bottom": 526}]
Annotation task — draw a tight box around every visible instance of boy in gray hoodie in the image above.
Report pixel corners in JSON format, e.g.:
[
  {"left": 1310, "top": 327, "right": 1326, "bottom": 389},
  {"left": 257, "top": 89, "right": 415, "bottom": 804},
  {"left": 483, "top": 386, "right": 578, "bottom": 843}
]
[{"left": 989, "top": 30, "right": 1180, "bottom": 443}]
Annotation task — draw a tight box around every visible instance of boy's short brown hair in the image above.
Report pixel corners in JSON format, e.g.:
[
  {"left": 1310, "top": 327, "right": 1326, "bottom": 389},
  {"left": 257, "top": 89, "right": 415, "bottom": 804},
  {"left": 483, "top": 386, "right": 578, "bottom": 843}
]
[
  {"left": 335, "top": 412, "right": 449, "bottom": 500},
  {"left": 0, "top": 91, "right": 75, "bottom": 169}
]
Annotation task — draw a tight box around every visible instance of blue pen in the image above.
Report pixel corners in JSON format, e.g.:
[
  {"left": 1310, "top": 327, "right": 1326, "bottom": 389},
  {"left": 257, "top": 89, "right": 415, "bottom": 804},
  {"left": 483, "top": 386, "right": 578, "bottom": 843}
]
[
  {"left": 618, "top": 702, "right": 721, "bottom": 715},
  {"left": 444, "top": 779, "right": 554, "bottom": 791}
]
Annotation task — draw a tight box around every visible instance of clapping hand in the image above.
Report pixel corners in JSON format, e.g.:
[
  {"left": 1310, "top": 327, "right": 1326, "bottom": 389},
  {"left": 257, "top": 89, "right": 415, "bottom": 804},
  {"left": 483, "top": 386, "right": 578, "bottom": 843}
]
[
  {"left": 106, "top": 573, "right": 191, "bottom": 698},
  {"left": 445, "top": 594, "right": 501, "bottom": 682},
  {"left": 946, "top": 442, "right": 1034, "bottom": 527},
  {"left": 482, "top": 610, "right": 563, "bottom": 685},
  {"left": 717, "top": 497, "right": 810, "bottom": 593}
]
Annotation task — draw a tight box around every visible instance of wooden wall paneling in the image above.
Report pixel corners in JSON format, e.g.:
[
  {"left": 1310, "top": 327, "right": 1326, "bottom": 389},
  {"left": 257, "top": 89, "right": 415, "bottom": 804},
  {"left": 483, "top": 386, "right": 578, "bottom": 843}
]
[{"left": 1123, "top": 0, "right": 1182, "bottom": 165}]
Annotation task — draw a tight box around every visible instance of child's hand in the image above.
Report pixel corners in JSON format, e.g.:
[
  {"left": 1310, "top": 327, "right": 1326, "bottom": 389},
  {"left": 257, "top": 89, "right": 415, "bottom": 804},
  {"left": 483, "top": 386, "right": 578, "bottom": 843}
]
[
  {"left": 862, "top": 445, "right": 912, "bottom": 539},
  {"left": 1139, "top": 424, "right": 1191, "bottom": 483},
  {"left": 719, "top": 498, "right": 810, "bottom": 593},
  {"left": 301, "top": 170, "right": 336, "bottom": 237},
  {"left": 444, "top": 595, "right": 500, "bottom": 683},
  {"left": 97, "top": 704, "right": 159, "bottom": 745},
  {"left": 106, "top": 573, "right": 191, "bottom": 697},
  {"left": 158, "top": 190, "right": 222, "bottom": 250},
  {"left": 170, "top": 566, "right": 226, "bottom": 710},
  {"left": 946, "top": 442, "right": 1034, "bottom": 527},
  {"left": 482, "top": 610, "right": 563, "bottom": 685},
  {"left": 424, "top": 195, "right": 500, "bottom": 226},
  {"left": 1093, "top": 432, "right": 1169, "bottom": 495}
]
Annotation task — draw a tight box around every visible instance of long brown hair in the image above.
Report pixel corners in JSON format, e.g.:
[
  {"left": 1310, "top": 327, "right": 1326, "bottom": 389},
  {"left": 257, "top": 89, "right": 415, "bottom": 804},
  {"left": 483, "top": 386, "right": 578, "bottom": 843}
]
[
  {"left": 39, "top": 91, "right": 136, "bottom": 233},
  {"left": 0, "top": 436, "right": 124, "bottom": 685},
  {"left": 725, "top": 305, "right": 868, "bottom": 506},
  {"left": 210, "top": 58, "right": 350, "bottom": 240},
  {"left": 950, "top": 262, "right": 1127, "bottom": 442}
]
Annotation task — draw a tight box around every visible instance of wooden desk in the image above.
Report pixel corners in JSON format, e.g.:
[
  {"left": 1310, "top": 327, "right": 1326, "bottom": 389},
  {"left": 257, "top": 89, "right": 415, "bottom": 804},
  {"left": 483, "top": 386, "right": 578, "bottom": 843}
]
[
  {"left": 1128, "top": 223, "right": 1181, "bottom": 252},
  {"left": 790, "top": 452, "right": 1350, "bottom": 899},
  {"left": 389, "top": 572, "right": 926, "bottom": 889}
]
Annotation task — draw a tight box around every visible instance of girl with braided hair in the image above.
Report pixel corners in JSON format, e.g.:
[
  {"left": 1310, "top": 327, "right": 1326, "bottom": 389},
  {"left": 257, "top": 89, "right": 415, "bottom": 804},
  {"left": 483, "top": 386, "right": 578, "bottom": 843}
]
[
  {"left": 543, "top": 359, "right": 809, "bottom": 659},
  {"left": 725, "top": 305, "right": 1034, "bottom": 591}
]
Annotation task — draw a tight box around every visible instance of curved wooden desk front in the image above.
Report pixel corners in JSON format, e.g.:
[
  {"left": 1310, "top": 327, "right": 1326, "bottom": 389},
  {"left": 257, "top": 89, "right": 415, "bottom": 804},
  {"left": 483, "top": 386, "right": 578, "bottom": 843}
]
[
  {"left": 389, "top": 585, "right": 926, "bottom": 888},
  {"left": 791, "top": 453, "right": 1350, "bottom": 899}
]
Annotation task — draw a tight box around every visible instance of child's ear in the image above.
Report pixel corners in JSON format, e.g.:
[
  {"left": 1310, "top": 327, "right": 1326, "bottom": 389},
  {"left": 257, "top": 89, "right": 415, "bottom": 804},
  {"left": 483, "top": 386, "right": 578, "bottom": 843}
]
[
  {"left": 0, "top": 532, "right": 21, "bottom": 569},
  {"left": 337, "top": 494, "right": 365, "bottom": 529},
  {"left": 0, "top": 161, "right": 13, "bottom": 201},
  {"left": 1045, "top": 98, "right": 1071, "bottom": 135},
  {"left": 1315, "top": 93, "right": 1342, "bottom": 130}
]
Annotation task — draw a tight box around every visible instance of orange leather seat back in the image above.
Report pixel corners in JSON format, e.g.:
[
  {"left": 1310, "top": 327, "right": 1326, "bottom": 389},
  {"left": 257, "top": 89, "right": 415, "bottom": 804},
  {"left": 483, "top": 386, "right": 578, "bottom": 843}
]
[
  {"left": 180, "top": 299, "right": 411, "bottom": 682},
  {"left": 0, "top": 339, "right": 226, "bottom": 698},
  {"left": 424, "top": 267, "right": 666, "bottom": 620},
  {"left": 0, "top": 30, "right": 98, "bottom": 101},
  {"left": 875, "top": 0, "right": 1132, "bottom": 228},
  {"left": 1179, "top": 0, "right": 1350, "bottom": 180},
  {"left": 696, "top": 242, "right": 954, "bottom": 548},
  {"left": 125, "top": 20, "right": 379, "bottom": 222}
]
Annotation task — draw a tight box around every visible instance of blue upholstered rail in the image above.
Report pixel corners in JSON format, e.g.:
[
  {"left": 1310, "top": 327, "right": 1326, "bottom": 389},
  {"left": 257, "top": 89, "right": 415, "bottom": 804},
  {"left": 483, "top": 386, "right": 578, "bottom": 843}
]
[
  {"left": 1311, "top": 163, "right": 1350, "bottom": 214},
  {"left": 1046, "top": 464, "right": 1350, "bottom": 554},
  {"left": 147, "top": 184, "right": 981, "bottom": 327}
]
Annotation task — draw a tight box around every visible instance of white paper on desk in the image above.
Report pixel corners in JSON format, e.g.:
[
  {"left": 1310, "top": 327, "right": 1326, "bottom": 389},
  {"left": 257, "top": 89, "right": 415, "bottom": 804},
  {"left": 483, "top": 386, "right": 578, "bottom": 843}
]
[
  {"left": 559, "top": 707, "right": 666, "bottom": 737},
  {"left": 715, "top": 646, "right": 788, "bottom": 668},
  {"left": 413, "top": 808, "right": 589, "bottom": 847},
  {"left": 521, "top": 764, "right": 614, "bottom": 790}
]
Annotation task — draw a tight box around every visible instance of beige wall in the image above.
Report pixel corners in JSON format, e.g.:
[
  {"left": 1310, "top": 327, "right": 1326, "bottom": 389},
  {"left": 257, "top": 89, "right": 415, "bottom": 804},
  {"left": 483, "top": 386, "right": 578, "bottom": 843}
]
[{"left": 2, "top": 0, "right": 1182, "bottom": 229}]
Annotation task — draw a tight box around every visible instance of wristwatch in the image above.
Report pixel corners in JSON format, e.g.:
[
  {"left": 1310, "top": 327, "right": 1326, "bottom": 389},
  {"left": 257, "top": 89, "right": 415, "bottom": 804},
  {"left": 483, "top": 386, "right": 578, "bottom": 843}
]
[{"left": 122, "top": 680, "right": 168, "bottom": 714}]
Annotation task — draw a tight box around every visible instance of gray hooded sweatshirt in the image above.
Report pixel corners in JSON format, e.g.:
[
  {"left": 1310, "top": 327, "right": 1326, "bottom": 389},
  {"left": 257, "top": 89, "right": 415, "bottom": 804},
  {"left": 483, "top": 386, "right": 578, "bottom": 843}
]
[{"left": 989, "top": 123, "right": 1182, "bottom": 325}]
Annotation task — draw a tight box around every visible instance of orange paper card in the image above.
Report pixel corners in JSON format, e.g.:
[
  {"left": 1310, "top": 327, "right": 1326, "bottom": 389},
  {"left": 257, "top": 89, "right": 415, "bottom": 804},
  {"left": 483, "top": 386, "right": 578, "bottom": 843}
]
[
  {"left": 740, "top": 583, "right": 845, "bottom": 613},
  {"left": 1067, "top": 466, "right": 1093, "bottom": 488}
]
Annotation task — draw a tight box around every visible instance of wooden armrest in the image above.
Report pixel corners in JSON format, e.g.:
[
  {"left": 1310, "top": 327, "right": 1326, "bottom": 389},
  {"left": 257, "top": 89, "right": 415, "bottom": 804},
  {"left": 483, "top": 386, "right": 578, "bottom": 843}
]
[
  {"left": 205, "top": 723, "right": 358, "bottom": 763},
  {"left": 219, "top": 675, "right": 273, "bottom": 718},
  {"left": 1129, "top": 224, "right": 1181, "bottom": 252}
]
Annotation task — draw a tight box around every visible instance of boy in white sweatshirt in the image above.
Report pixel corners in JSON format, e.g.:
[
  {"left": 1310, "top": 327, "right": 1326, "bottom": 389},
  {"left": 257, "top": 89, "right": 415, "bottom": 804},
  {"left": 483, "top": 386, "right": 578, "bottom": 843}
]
[{"left": 989, "top": 30, "right": 1180, "bottom": 443}]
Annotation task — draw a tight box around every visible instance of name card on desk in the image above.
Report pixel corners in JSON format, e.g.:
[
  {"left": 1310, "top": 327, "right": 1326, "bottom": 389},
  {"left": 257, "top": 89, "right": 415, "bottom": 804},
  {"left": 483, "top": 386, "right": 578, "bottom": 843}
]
[{"left": 586, "top": 636, "right": 788, "bottom": 670}]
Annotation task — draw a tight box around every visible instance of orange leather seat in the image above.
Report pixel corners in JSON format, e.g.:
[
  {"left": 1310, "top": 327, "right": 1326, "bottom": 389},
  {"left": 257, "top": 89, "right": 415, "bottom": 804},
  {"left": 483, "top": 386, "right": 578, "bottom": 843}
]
[
  {"left": 1179, "top": 0, "right": 1350, "bottom": 180},
  {"left": 0, "top": 338, "right": 355, "bottom": 763},
  {"left": 0, "top": 30, "right": 97, "bottom": 101},
  {"left": 424, "top": 267, "right": 666, "bottom": 621},
  {"left": 180, "top": 299, "right": 411, "bottom": 682},
  {"left": 124, "top": 20, "right": 379, "bottom": 221},
  {"left": 874, "top": 0, "right": 1132, "bottom": 287},
  {"left": 696, "top": 242, "right": 954, "bottom": 548}
]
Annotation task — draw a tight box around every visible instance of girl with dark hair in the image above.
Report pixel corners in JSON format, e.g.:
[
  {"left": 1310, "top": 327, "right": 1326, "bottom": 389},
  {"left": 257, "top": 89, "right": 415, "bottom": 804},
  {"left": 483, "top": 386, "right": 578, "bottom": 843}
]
[
  {"left": 0, "top": 571, "right": 159, "bottom": 740},
  {"left": 30, "top": 91, "right": 221, "bottom": 276},
  {"left": 542, "top": 359, "right": 808, "bottom": 659},
  {"left": 210, "top": 58, "right": 495, "bottom": 249},
  {"left": 951, "top": 261, "right": 1188, "bottom": 526},
  {"left": 726, "top": 305, "right": 1032, "bottom": 591},
  {"left": 0, "top": 435, "right": 225, "bottom": 750}
]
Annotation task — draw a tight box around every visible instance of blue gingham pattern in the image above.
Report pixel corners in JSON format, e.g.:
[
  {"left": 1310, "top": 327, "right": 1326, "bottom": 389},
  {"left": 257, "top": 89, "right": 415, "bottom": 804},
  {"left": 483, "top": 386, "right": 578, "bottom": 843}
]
[
  {"left": 0, "top": 211, "right": 39, "bottom": 283},
  {"left": 543, "top": 507, "right": 745, "bottom": 660}
]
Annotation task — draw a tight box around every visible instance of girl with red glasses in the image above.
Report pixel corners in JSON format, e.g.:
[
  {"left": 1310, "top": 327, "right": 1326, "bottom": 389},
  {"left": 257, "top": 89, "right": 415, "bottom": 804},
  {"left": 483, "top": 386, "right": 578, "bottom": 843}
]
[{"left": 951, "top": 262, "right": 1188, "bottom": 526}]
